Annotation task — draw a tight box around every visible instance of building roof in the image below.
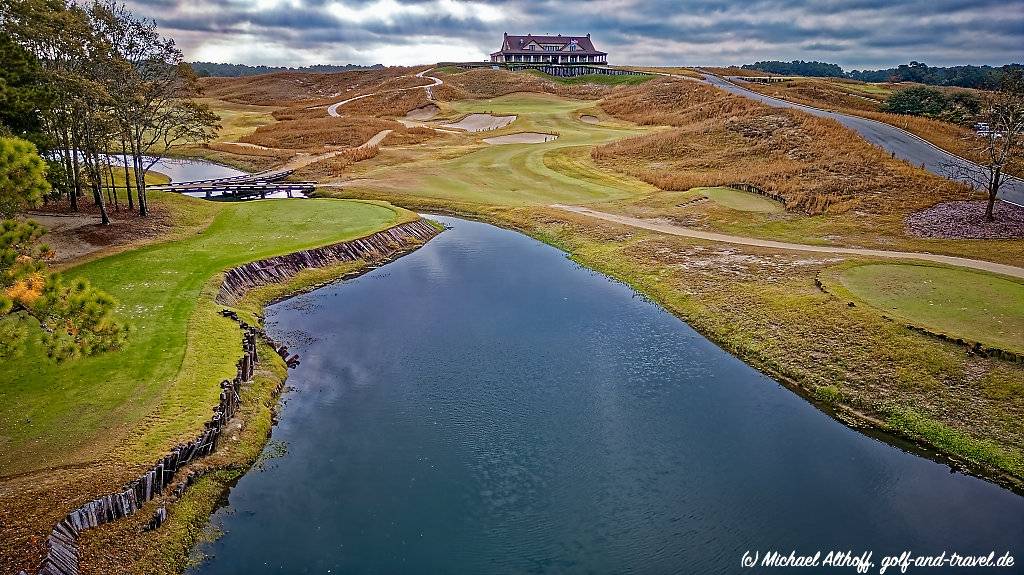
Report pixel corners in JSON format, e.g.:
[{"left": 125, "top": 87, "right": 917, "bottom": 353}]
[{"left": 491, "top": 33, "right": 607, "bottom": 56}]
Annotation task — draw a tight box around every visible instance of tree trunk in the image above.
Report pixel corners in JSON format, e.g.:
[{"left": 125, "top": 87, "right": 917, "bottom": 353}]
[
  {"left": 105, "top": 157, "right": 119, "bottom": 210},
  {"left": 58, "top": 129, "right": 78, "bottom": 211},
  {"left": 70, "top": 128, "right": 84, "bottom": 212},
  {"left": 986, "top": 166, "right": 1001, "bottom": 222},
  {"left": 133, "top": 132, "right": 148, "bottom": 217},
  {"left": 88, "top": 152, "right": 111, "bottom": 225},
  {"left": 121, "top": 134, "right": 134, "bottom": 211}
]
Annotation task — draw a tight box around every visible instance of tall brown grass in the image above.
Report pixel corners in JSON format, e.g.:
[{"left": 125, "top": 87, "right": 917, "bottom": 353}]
[
  {"left": 208, "top": 141, "right": 294, "bottom": 160},
  {"left": 198, "top": 67, "right": 424, "bottom": 106},
  {"left": 383, "top": 126, "right": 437, "bottom": 146},
  {"left": 241, "top": 117, "right": 403, "bottom": 150},
  {"left": 742, "top": 78, "right": 886, "bottom": 112},
  {"left": 341, "top": 145, "right": 379, "bottom": 162},
  {"left": 740, "top": 80, "right": 1021, "bottom": 176},
  {"left": 594, "top": 78, "right": 971, "bottom": 215}
]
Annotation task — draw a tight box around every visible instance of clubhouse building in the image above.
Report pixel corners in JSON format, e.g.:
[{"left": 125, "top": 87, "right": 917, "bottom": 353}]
[{"left": 490, "top": 33, "right": 608, "bottom": 64}]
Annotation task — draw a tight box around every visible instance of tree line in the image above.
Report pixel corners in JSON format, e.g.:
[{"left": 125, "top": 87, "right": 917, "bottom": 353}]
[
  {"left": 1, "top": 0, "right": 218, "bottom": 223},
  {"left": 741, "top": 60, "right": 845, "bottom": 77},
  {"left": 881, "top": 86, "right": 982, "bottom": 124},
  {"left": 0, "top": 0, "right": 219, "bottom": 361},
  {"left": 190, "top": 61, "right": 384, "bottom": 78},
  {"left": 742, "top": 59, "right": 1023, "bottom": 89}
]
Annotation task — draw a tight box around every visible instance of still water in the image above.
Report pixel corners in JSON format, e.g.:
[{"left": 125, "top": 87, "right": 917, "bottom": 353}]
[
  {"left": 105, "top": 154, "right": 246, "bottom": 183},
  {"left": 191, "top": 216, "right": 1024, "bottom": 574}
]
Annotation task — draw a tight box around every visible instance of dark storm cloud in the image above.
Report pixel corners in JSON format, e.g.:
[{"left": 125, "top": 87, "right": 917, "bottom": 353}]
[{"left": 123, "top": 0, "right": 1024, "bottom": 68}]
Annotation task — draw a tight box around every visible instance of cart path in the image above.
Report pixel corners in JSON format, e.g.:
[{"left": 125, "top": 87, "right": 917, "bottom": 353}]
[
  {"left": 327, "top": 69, "right": 443, "bottom": 118},
  {"left": 552, "top": 204, "right": 1024, "bottom": 279}
]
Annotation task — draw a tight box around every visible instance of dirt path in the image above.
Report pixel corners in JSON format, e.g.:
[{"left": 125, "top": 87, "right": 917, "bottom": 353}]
[
  {"left": 357, "top": 129, "right": 392, "bottom": 149},
  {"left": 274, "top": 129, "right": 394, "bottom": 171},
  {"left": 552, "top": 204, "right": 1024, "bottom": 279},
  {"left": 327, "top": 68, "right": 443, "bottom": 118}
]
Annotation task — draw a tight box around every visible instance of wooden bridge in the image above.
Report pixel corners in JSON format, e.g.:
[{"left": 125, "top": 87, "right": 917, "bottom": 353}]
[{"left": 151, "top": 169, "right": 314, "bottom": 200}]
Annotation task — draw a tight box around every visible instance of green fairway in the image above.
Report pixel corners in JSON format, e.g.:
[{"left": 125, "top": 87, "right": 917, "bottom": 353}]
[
  {"left": 345, "top": 93, "right": 658, "bottom": 205},
  {"left": 0, "top": 195, "right": 410, "bottom": 475},
  {"left": 835, "top": 264, "right": 1024, "bottom": 353},
  {"left": 687, "top": 186, "right": 785, "bottom": 213}
]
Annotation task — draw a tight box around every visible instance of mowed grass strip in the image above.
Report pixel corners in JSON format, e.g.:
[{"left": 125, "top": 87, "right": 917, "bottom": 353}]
[
  {"left": 687, "top": 186, "right": 785, "bottom": 213},
  {"left": 0, "top": 195, "right": 410, "bottom": 475},
  {"left": 833, "top": 263, "right": 1024, "bottom": 354}
]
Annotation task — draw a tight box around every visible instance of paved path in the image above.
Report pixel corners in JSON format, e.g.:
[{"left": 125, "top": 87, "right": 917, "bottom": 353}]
[
  {"left": 327, "top": 68, "right": 443, "bottom": 118},
  {"left": 699, "top": 73, "right": 1024, "bottom": 206},
  {"left": 552, "top": 204, "right": 1024, "bottom": 279}
]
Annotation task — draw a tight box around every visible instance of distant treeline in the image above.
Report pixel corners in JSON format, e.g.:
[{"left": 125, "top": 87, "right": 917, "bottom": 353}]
[
  {"left": 742, "top": 60, "right": 844, "bottom": 77},
  {"left": 189, "top": 62, "right": 385, "bottom": 77},
  {"left": 742, "top": 60, "right": 1024, "bottom": 89}
]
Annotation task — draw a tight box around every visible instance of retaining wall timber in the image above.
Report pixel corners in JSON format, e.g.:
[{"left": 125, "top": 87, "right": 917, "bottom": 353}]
[
  {"left": 26, "top": 325, "right": 258, "bottom": 575},
  {"left": 216, "top": 219, "right": 440, "bottom": 305},
  {"left": 727, "top": 182, "right": 787, "bottom": 205}
]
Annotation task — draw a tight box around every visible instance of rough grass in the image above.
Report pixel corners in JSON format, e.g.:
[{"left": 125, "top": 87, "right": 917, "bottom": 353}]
[
  {"left": 198, "top": 67, "right": 424, "bottom": 106},
  {"left": 739, "top": 77, "right": 890, "bottom": 112},
  {"left": 593, "top": 77, "right": 971, "bottom": 215},
  {"left": 523, "top": 69, "right": 654, "bottom": 86},
  {"left": 739, "top": 79, "right": 1022, "bottom": 177},
  {"left": 826, "top": 263, "right": 1024, "bottom": 354},
  {"left": 0, "top": 194, "right": 414, "bottom": 573},
  {"left": 241, "top": 116, "right": 402, "bottom": 150}
]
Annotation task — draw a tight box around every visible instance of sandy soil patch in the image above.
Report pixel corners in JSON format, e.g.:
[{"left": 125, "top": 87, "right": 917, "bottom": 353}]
[
  {"left": 483, "top": 132, "right": 558, "bottom": 145},
  {"left": 906, "top": 200, "right": 1024, "bottom": 239},
  {"left": 580, "top": 115, "right": 600, "bottom": 124},
  {"left": 23, "top": 203, "right": 175, "bottom": 266},
  {"left": 441, "top": 113, "right": 516, "bottom": 132},
  {"left": 405, "top": 104, "right": 439, "bottom": 122}
]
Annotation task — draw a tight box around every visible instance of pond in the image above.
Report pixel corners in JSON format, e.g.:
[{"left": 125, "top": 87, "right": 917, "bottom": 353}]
[
  {"left": 109, "top": 154, "right": 305, "bottom": 200},
  {"left": 106, "top": 154, "right": 246, "bottom": 183},
  {"left": 190, "top": 216, "right": 1024, "bottom": 574}
]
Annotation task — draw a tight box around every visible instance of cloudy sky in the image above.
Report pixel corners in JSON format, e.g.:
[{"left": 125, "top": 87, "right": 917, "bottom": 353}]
[{"left": 123, "top": 0, "right": 1024, "bottom": 70}]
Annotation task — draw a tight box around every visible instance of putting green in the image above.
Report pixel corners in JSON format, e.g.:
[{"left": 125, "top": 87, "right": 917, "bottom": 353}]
[
  {"left": 687, "top": 187, "right": 785, "bottom": 213},
  {"left": 835, "top": 263, "right": 1024, "bottom": 353},
  {"left": 0, "top": 195, "right": 410, "bottom": 475},
  {"left": 347, "top": 93, "right": 658, "bottom": 205}
]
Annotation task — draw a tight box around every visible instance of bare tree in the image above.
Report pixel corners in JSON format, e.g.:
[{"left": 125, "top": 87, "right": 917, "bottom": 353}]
[
  {"left": 946, "top": 70, "right": 1024, "bottom": 221},
  {"left": 90, "top": 1, "right": 218, "bottom": 216}
]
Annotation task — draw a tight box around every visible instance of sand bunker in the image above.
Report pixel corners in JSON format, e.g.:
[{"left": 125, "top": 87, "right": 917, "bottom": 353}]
[
  {"left": 405, "top": 104, "right": 439, "bottom": 122},
  {"left": 483, "top": 133, "right": 558, "bottom": 145},
  {"left": 442, "top": 113, "right": 516, "bottom": 132},
  {"left": 580, "top": 115, "right": 600, "bottom": 124}
]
